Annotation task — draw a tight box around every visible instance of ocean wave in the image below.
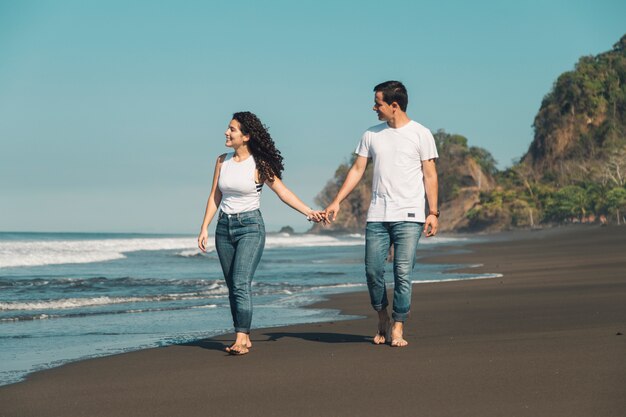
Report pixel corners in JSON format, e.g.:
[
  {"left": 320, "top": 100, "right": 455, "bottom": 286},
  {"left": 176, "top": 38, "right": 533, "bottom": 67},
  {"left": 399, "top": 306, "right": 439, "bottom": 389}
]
[
  {"left": 265, "top": 234, "right": 364, "bottom": 248},
  {"left": 0, "top": 277, "right": 225, "bottom": 290},
  {"left": 418, "top": 235, "right": 469, "bottom": 245},
  {"left": 0, "top": 288, "right": 230, "bottom": 311},
  {"left": 0, "top": 232, "right": 472, "bottom": 269},
  {"left": 1, "top": 296, "right": 163, "bottom": 311},
  {"left": 176, "top": 249, "right": 209, "bottom": 258},
  {"left": 0, "top": 237, "right": 199, "bottom": 268},
  {"left": 309, "top": 283, "right": 367, "bottom": 290},
  {"left": 255, "top": 283, "right": 367, "bottom": 307},
  {"left": 0, "top": 234, "right": 366, "bottom": 269},
  {"left": 0, "top": 303, "right": 218, "bottom": 322},
  {"left": 0, "top": 279, "right": 369, "bottom": 313},
  {"left": 411, "top": 273, "right": 503, "bottom": 284}
]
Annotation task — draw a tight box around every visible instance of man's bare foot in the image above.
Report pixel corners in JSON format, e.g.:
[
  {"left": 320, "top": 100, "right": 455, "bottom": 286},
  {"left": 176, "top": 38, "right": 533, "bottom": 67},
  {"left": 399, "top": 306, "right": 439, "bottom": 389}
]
[
  {"left": 373, "top": 310, "right": 391, "bottom": 345},
  {"left": 225, "top": 332, "right": 252, "bottom": 353},
  {"left": 390, "top": 321, "right": 408, "bottom": 347}
]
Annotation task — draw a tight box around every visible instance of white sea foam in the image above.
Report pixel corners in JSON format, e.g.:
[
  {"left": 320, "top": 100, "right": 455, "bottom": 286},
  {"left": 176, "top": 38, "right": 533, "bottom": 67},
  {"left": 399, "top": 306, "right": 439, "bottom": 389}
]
[
  {"left": 0, "top": 291, "right": 226, "bottom": 311},
  {"left": 264, "top": 234, "right": 364, "bottom": 249},
  {"left": 418, "top": 235, "right": 469, "bottom": 245},
  {"left": 0, "top": 233, "right": 468, "bottom": 268},
  {"left": 177, "top": 249, "right": 208, "bottom": 257},
  {"left": 0, "top": 296, "right": 154, "bottom": 311},
  {"left": 0, "top": 234, "right": 365, "bottom": 268},
  {"left": 0, "top": 237, "right": 200, "bottom": 268},
  {"left": 411, "top": 273, "right": 503, "bottom": 284},
  {"left": 309, "top": 283, "right": 367, "bottom": 290},
  {"left": 0, "top": 304, "right": 220, "bottom": 322}
]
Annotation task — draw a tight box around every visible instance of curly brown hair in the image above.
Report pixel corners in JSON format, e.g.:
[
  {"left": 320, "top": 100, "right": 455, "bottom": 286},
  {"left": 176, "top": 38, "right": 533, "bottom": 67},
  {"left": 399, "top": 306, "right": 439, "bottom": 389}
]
[{"left": 233, "top": 111, "right": 284, "bottom": 183}]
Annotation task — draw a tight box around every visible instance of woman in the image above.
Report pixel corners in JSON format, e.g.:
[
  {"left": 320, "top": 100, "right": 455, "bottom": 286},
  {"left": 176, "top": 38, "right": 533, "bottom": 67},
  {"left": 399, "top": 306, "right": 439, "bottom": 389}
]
[{"left": 197, "top": 111, "right": 324, "bottom": 355}]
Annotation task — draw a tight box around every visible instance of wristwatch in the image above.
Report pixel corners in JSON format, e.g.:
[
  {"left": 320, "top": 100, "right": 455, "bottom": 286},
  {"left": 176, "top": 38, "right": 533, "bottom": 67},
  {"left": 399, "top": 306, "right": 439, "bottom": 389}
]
[{"left": 429, "top": 210, "right": 440, "bottom": 218}]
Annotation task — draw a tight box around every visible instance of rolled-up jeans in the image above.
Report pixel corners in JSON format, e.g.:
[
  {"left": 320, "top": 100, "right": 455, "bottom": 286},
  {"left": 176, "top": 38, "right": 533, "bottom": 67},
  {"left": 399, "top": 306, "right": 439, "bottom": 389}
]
[
  {"left": 215, "top": 209, "right": 265, "bottom": 334},
  {"left": 365, "top": 221, "right": 423, "bottom": 322}
]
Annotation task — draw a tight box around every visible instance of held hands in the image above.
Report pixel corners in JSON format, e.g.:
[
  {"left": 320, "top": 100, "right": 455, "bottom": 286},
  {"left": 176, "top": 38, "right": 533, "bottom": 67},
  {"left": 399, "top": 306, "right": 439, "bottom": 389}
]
[
  {"left": 306, "top": 203, "right": 339, "bottom": 225},
  {"left": 309, "top": 201, "right": 341, "bottom": 225},
  {"left": 306, "top": 209, "right": 329, "bottom": 224},
  {"left": 323, "top": 202, "right": 340, "bottom": 223},
  {"left": 308, "top": 203, "right": 438, "bottom": 236}
]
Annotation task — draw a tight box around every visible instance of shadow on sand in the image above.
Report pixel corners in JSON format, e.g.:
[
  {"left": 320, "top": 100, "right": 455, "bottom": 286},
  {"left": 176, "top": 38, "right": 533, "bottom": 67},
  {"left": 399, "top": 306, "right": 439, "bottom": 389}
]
[
  {"left": 181, "top": 339, "right": 231, "bottom": 352},
  {"left": 182, "top": 331, "right": 371, "bottom": 352},
  {"left": 262, "top": 331, "right": 370, "bottom": 344}
]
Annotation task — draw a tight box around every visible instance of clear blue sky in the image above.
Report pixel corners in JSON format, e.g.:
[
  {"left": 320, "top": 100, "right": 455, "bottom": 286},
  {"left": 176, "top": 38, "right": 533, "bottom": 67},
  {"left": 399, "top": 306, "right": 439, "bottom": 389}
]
[{"left": 1, "top": 0, "right": 624, "bottom": 233}]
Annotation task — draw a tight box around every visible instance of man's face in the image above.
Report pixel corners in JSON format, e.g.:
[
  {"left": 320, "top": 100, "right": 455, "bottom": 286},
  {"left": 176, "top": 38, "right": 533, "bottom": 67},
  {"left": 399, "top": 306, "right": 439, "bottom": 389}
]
[{"left": 373, "top": 91, "right": 394, "bottom": 121}]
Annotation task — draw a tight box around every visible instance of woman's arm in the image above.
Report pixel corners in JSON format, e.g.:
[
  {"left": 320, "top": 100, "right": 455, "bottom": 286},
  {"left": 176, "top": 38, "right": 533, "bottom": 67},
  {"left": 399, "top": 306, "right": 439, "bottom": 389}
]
[
  {"left": 266, "top": 177, "right": 324, "bottom": 222},
  {"left": 197, "top": 154, "right": 225, "bottom": 251}
]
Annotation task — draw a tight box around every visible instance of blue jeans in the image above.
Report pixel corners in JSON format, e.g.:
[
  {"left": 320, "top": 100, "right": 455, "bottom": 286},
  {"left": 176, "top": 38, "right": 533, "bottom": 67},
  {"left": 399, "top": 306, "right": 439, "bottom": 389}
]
[
  {"left": 365, "top": 221, "right": 424, "bottom": 322},
  {"left": 215, "top": 209, "right": 266, "bottom": 334}
]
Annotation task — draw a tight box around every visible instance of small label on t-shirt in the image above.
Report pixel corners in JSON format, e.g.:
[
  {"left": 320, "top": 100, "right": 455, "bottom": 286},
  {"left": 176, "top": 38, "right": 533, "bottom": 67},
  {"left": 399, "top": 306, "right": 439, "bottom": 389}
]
[{"left": 407, "top": 213, "right": 415, "bottom": 218}]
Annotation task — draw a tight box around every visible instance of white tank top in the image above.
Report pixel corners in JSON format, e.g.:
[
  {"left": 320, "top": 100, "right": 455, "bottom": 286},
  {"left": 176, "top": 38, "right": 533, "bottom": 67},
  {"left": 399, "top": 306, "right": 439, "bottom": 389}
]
[{"left": 218, "top": 153, "right": 263, "bottom": 214}]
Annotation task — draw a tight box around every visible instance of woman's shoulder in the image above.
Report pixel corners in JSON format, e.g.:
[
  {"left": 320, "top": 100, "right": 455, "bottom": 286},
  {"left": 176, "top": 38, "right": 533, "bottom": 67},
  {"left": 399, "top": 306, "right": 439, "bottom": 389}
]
[{"left": 217, "top": 152, "right": 233, "bottom": 163}]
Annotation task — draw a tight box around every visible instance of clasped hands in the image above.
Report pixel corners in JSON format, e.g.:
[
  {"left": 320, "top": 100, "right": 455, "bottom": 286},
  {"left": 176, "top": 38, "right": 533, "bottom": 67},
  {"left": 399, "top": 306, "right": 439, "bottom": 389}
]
[
  {"left": 306, "top": 204, "right": 340, "bottom": 225},
  {"left": 306, "top": 210, "right": 330, "bottom": 224},
  {"left": 308, "top": 204, "right": 438, "bottom": 237}
]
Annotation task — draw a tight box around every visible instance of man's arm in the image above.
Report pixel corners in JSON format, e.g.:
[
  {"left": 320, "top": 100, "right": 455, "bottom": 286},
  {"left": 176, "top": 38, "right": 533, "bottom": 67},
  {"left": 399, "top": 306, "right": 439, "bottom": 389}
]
[
  {"left": 325, "top": 155, "right": 369, "bottom": 222},
  {"left": 422, "top": 158, "right": 439, "bottom": 237},
  {"left": 265, "top": 176, "right": 324, "bottom": 222}
]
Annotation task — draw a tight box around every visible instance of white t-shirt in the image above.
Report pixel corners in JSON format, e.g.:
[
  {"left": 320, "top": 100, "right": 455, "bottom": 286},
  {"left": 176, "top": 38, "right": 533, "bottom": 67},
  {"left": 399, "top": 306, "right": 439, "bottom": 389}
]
[
  {"left": 355, "top": 120, "right": 438, "bottom": 223},
  {"left": 218, "top": 153, "right": 263, "bottom": 214}
]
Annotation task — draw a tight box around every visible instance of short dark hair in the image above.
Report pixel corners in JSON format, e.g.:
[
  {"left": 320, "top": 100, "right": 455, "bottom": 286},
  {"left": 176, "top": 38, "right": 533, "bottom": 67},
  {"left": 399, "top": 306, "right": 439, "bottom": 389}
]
[{"left": 373, "top": 80, "right": 408, "bottom": 112}]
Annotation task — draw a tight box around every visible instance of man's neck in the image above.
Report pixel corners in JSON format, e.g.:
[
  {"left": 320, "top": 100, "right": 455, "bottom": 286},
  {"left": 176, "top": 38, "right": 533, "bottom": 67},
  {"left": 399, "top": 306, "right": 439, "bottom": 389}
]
[{"left": 386, "top": 112, "right": 411, "bottom": 129}]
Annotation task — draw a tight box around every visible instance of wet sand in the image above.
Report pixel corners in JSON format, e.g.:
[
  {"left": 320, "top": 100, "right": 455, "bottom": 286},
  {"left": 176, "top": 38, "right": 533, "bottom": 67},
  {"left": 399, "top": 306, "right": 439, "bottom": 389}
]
[{"left": 1, "top": 225, "right": 625, "bottom": 417}]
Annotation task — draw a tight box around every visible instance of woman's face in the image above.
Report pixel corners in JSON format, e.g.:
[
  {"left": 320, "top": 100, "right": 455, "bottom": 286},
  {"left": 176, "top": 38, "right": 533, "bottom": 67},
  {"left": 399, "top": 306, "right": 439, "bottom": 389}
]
[{"left": 224, "top": 119, "right": 249, "bottom": 149}]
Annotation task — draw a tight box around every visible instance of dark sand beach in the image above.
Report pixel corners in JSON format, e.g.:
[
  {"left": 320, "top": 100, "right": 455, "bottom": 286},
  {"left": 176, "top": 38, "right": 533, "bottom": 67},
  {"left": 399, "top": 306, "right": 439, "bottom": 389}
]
[{"left": 1, "top": 225, "right": 625, "bottom": 417}]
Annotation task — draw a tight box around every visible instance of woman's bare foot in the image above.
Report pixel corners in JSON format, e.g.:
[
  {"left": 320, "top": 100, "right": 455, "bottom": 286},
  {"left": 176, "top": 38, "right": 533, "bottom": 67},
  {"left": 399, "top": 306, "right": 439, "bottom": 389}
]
[
  {"left": 373, "top": 310, "right": 391, "bottom": 345},
  {"left": 227, "top": 343, "right": 249, "bottom": 355},
  {"left": 390, "top": 321, "right": 408, "bottom": 347},
  {"left": 225, "top": 332, "right": 252, "bottom": 353}
]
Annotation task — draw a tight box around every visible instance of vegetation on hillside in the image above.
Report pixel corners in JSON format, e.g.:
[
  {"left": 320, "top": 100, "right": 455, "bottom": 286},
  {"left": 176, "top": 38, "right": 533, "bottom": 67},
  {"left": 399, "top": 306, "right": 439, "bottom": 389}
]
[
  {"left": 471, "top": 34, "right": 626, "bottom": 229},
  {"left": 313, "top": 34, "right": 626, "bottom": 232}
]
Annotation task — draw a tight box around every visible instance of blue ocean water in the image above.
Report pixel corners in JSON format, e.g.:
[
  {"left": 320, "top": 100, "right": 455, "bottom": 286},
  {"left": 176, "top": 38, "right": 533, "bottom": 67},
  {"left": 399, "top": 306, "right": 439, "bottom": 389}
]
[{"left": 0, "top": 231, "right": 497, "bottom": 386}]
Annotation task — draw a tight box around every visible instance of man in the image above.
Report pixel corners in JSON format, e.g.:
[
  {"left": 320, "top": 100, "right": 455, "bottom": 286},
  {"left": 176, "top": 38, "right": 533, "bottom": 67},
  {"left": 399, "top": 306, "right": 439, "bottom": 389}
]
[{"left": 325, "top": 80, "right": 439, "bottom": 347}]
